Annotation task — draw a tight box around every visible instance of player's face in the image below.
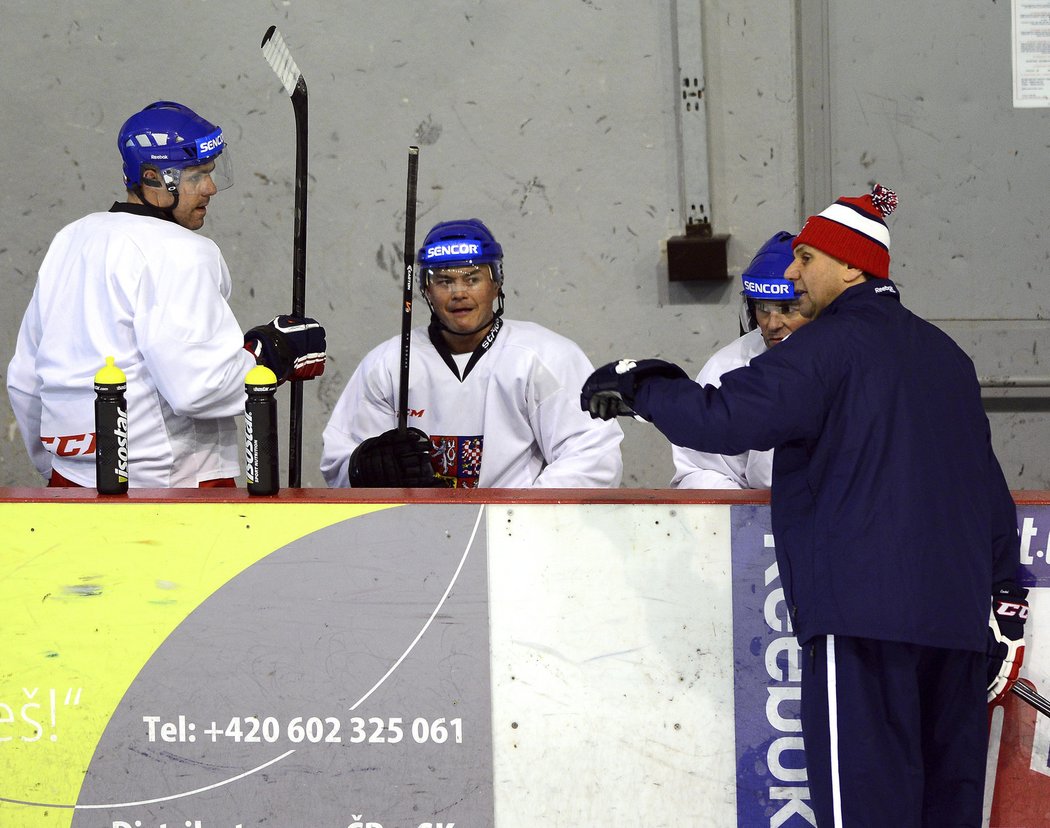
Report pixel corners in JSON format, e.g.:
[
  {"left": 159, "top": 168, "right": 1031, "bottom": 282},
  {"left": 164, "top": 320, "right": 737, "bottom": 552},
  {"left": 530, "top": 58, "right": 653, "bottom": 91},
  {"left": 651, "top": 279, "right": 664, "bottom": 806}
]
[
  {"left": 785, "top": 244, "right": 857, "bottom": 319},
  {"left": 754, "top": 299, "right": 808, "bottom": 347},
  {"left": 170, "top": 161, "right": 220, "bottom": 230},
  {"left": 425, "top": 264, "right": 500, "bottom": 346}
]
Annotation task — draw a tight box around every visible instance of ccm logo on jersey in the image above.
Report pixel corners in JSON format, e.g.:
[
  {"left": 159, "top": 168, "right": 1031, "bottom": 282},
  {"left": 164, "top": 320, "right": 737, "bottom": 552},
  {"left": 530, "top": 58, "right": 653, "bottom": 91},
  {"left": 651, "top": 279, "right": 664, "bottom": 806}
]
[
  {"left": 743, "top": 279, "right": 792, "bottom": 297},
  {"left": 425, "top": 242, "right": 480, "bottom": 259},
  {"left": 41, "top": 433, "right": 96, "bottom": 456}
]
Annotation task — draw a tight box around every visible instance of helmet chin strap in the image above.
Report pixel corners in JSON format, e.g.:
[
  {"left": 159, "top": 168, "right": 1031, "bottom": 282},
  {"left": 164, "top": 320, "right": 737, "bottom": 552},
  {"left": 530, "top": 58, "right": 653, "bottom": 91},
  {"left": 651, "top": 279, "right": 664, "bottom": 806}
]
[{"left": 135, "top": 169, "right": 180, "bottom": 221}]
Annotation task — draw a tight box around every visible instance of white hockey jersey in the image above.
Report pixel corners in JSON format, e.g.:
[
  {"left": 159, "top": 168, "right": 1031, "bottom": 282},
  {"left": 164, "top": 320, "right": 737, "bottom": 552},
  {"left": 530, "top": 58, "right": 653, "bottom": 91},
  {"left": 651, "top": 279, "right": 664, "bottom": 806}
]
[
  {"left": 321, "top": 319, "right": 624, "bottom": 488},
  {"left": 7, "top": 205, "right": 256, "bottom": 487},
  {"left": 670, "top": 328, "right": 773, "bottom": 489}
]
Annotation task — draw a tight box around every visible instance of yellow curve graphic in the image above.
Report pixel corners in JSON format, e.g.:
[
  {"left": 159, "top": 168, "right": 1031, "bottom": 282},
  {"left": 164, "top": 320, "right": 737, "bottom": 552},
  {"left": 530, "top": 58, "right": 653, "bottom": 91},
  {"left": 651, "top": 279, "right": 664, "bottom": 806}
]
[{"left": 0, "top": 501, "right": 394, "bottom": 827}]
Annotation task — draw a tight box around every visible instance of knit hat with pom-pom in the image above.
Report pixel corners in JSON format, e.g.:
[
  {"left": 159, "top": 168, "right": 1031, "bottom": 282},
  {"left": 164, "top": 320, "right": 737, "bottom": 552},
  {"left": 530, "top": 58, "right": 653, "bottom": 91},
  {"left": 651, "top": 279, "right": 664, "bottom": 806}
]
[{"left": 793, "top": 184, "right": 898, "bottom": 278}]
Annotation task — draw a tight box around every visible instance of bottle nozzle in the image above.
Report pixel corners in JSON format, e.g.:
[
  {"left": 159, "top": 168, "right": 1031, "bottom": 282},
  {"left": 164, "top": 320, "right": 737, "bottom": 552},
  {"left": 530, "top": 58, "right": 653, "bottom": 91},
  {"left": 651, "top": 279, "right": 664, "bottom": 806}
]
[{"left": 94, "top": 355, "right": 127, "bottom": 385}]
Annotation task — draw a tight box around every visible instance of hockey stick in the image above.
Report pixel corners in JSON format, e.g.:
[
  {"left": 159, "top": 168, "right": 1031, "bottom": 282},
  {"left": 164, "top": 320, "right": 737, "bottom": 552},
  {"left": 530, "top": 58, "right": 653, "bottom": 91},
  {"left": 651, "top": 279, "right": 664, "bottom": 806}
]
[
  {"left": 261, "top": 25, "right": 309, "bottom": 488},
  {"left": 397, "top": 146, "right": 420, "bottom": 434},
  {"left": 1011, "top": 679, "right": 1050, "bottom": 718}
]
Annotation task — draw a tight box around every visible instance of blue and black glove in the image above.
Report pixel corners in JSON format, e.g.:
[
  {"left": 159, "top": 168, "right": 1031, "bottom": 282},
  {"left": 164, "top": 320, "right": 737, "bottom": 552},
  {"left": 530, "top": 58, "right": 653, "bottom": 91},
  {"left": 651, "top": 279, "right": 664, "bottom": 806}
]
[
  {"left": 244, "top": 315, "right": 326, "bottom": 382},
  {"left": 580, "top": 358, "right": 689, "bottom": 421}
]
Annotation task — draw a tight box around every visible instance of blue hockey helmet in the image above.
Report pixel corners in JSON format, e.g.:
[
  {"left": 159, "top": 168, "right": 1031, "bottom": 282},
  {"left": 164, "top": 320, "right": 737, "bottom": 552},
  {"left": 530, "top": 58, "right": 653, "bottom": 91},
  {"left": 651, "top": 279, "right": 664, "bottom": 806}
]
[
  {"left": 118, "top": 101, "right": 232, "bottom": 191},
  {"left": 741, "top": 231, "right": 797, "bottom": 300},
  {"left": 739, "top": 231, "right": 797, "bottom": 332},
  {"left": 417, "top": 218, "right": 504, "bottom": 292}
]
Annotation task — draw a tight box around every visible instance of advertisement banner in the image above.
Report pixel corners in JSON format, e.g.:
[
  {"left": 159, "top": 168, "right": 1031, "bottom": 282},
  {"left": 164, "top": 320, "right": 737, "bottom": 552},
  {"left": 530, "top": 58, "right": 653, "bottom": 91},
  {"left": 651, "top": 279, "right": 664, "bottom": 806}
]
[
  {"left": 731, "top": 503, "right": 1050, "bottom": 828},
  {"left": 3, "top": 497, "right": 1048, "bottom": 826},
  {"left": 730, "top": 505, "right": 812, "bottom": 827},
  {"left": 0, "top": 502, "right": 493, "bottom": 828}
]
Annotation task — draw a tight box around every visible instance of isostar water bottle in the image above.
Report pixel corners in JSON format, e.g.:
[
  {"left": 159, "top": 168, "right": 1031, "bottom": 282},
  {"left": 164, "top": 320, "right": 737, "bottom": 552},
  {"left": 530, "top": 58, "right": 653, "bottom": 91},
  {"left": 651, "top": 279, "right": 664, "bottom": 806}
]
[
  {"left": 94, "top": 356, "right": 129, "bottom": 494},
  {"left": 245, "top": 365, "right": 279, "bottom": 495}
]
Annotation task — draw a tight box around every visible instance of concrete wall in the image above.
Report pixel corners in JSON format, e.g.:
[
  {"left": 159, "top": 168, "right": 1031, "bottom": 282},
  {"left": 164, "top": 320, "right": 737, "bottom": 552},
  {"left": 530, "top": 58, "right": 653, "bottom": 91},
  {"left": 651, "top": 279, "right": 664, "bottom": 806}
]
[
  {"left": 0, "top": 0, "right": 801, "bottom": 488},
  {"left": 801, "top": 0, "right": 1049, "bottom": 490},
  {"left": 1, "top": 1, "right": 1044, "bottom": 489}
]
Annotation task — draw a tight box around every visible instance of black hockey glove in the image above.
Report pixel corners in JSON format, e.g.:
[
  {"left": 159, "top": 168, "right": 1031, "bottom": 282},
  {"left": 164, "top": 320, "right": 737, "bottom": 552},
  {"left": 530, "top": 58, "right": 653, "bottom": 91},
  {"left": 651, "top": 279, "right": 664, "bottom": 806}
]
[
  {"left": 348, "top": 427, "right": 444, "bottom": 488},
  {"left": 581, "top": 358, "right": 689, "bottom": 421},
  {"left": 987, "top": 580, "right": 1029, "bottom": 704},
  {"left": 244, "top": 315, "right": 326, "bottom": 382}
]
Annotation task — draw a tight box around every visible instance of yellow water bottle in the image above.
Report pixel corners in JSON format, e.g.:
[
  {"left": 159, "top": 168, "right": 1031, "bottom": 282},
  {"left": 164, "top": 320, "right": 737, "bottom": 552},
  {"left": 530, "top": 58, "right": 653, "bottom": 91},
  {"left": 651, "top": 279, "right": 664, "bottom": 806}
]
[
  {"left": 245, "top": 365, "right": 279, "bottom": 495},
  {"left": 94, "top": 356, "right": 128, "bottom": 494}
]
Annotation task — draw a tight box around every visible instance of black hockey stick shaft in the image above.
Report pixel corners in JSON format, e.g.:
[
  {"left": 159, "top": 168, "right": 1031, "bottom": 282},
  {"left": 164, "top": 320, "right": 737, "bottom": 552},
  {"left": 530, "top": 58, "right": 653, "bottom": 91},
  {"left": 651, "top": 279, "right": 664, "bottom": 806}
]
[
  {"left": 287, "top": 81, "right": 308, "bottom": 488},
  {"left": 1011, "top": 679, "right": 1050, "bottom": 717},
  {"left": 261, "top": 25, "right": 309, "bottom": 487},
  {"left": 397, "top": 146, "right": 420, "bottom": 434}
]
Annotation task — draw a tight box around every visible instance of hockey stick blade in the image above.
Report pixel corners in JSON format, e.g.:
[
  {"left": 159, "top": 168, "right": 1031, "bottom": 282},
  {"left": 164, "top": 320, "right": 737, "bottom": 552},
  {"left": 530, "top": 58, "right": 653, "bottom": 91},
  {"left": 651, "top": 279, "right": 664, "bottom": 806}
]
[
  {"left": 1011, "top": 679, "right": 1050, "bottom": 718},
  {"left": 261, "top": 26, "right": 306, "bottom": 98}
]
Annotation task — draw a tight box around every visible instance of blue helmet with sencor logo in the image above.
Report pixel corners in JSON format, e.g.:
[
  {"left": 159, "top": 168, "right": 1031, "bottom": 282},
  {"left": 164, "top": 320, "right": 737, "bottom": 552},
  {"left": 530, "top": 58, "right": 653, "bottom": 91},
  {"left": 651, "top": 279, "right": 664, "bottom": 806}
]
[
  {"left": 118, "top": 101, "right": 231, "bottom": 191},
  {"left": 418, "top": 218, "right": 506, "bottom": 336},
  {"left": 741, "top": 231, "right": 796, "bottom": 300},
  {"left": 417, "top": 218, "right": 504, "bottom": 292},
  {"left": 739, "top": 230, "right": 796, "bottom": 332}
]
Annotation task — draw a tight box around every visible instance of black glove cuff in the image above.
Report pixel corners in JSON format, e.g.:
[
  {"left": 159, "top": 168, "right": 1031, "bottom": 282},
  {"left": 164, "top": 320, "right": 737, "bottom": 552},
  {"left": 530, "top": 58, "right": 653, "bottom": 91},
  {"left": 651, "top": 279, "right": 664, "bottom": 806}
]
[{"left": 993, "top": 580, "right": 1029, "bottom": 602}]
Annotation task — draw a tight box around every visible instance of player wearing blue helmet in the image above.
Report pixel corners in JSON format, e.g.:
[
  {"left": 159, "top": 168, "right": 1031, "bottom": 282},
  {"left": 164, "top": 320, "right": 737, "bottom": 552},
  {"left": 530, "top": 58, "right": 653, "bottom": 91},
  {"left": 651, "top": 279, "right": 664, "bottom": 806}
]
[
  {"left": 322, "top": 217, "right": 623, "bottom": 489},
  {"left": 416, "top": 218, "right": 506, "bottom": 344},
  {"left": 737, "top": 230, "right": 805, "bottom": 344},
  {"left": 118, "top": 101, "right": 234, "bottom": 230},
  {"left": 7, "top": 100, "right": 325, "bottom": 488},
  {"left": 671, "top": 230, "right": 808, "bottom": 488}
]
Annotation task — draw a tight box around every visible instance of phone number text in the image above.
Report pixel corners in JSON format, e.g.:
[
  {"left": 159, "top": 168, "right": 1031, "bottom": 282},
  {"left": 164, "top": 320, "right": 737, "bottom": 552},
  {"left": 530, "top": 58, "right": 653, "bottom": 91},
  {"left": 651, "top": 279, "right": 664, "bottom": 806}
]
[{"left": 142, "top": 714, "right": 463, "bottom": 745}]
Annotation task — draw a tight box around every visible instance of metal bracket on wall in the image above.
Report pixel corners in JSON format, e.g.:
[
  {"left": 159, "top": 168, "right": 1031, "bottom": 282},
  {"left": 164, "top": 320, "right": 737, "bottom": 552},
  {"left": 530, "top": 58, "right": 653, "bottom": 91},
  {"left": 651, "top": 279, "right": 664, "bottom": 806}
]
[
  {"left": 797, "top": 0, "right": 834, "bottom": 218},
  {"left": 667, "top": 0, "right": 729, "bottom": 281}
]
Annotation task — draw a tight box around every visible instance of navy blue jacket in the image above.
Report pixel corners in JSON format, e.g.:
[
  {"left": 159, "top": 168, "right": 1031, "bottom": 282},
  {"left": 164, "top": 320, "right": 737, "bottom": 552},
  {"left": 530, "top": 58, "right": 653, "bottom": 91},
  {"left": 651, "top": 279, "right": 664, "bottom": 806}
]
[{"left": 635, "top": 280, "right": 1019, "bottom": 651}]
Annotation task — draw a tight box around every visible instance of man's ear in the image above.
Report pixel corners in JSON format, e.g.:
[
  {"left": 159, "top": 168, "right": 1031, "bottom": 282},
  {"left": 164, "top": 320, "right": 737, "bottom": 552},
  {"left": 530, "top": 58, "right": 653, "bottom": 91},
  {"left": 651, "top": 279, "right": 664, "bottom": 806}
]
[
  {"left": 843, "top": 264, "right": 867, "bottom": 285},
  {"left": 140, "top": 167, "right": 163, "bottom": 188}
]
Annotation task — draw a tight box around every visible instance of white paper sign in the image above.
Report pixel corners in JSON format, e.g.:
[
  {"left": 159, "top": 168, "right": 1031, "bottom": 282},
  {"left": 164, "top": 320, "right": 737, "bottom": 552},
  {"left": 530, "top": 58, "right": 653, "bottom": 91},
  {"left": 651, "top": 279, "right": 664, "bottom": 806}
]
[{"left": 1013, "top": 0, "right": 1050, "bottom": 106}]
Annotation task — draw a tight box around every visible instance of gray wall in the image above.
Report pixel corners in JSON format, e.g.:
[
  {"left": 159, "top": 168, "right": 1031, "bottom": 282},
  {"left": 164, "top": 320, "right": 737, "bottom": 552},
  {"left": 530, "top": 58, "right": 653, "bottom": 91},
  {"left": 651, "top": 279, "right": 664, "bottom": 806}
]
[
  {"left": 1, "top": 1, "right": 1044, "bottom": 489},
  {"left": 799, "top": 0, "right": 1049, "bottom": 489}
]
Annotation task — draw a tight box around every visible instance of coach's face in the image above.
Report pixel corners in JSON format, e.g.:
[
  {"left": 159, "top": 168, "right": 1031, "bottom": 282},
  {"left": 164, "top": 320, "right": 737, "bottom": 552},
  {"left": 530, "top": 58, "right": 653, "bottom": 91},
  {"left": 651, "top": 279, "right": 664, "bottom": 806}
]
[{"left": 785, "top": 244, "right": 864, "bottom": 319}]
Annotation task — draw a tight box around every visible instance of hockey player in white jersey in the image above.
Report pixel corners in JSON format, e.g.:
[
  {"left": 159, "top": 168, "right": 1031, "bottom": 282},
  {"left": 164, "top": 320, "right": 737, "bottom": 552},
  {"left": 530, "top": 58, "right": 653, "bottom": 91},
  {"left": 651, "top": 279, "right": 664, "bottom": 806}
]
[
  {"left": 321, "top": 218, "right": 623, "bottom": 488},
  {"left": 7, "top": 101, "right": 326, "bottom": 488},
  {"left": 670, "top": 231, "right": 808, "bottom": 489}
]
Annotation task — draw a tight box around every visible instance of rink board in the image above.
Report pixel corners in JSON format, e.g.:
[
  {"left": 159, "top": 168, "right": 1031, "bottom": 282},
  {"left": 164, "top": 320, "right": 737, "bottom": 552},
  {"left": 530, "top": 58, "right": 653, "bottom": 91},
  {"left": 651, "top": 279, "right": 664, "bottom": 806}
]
[{"left": 0, "top": 492, "right": 1047, "bottom": 827}]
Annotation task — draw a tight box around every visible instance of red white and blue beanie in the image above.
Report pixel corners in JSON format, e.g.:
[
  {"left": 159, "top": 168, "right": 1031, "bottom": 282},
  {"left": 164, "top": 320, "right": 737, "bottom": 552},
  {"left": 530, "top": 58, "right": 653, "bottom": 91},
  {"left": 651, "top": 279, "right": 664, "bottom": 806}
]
[{"left": 793, "top": 184, "right": 898, "bottom": 279}]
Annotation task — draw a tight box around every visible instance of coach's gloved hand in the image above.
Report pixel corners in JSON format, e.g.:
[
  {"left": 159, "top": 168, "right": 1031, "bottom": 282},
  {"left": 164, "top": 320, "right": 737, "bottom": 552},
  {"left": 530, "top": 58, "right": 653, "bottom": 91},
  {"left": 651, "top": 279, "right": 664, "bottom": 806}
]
[
  {"left": 348, "top": 427, "right": 444, "bottom": 488},
  {"left": 244, "top": 315, "right": 326, "bottom": 382},
  {"left": 987, "top": 580, "right": 1029, "bottom": 704},
  {"left": 581, "top": 358, "right": 689, "bottom": 421}
]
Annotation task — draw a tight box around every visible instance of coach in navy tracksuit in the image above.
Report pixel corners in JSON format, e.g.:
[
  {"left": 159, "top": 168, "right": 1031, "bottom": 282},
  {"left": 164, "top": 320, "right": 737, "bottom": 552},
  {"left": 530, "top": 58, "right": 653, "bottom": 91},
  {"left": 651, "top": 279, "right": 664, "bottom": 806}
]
[{"left": 582, "top": 185, "right": 1027, "bottom": 827}]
